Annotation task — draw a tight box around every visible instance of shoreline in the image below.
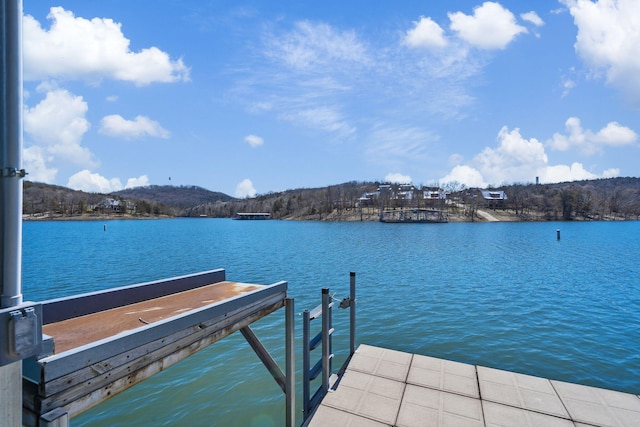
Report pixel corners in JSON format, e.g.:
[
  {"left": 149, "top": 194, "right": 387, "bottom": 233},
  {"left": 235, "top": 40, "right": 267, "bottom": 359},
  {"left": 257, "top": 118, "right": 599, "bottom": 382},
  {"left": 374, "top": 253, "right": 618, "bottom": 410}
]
[
  {"left": 22, "top": 213, "right": 172, "bottom": 221},
  {"left": 22, "top": 209, "right": 638, "bottom": 223}
]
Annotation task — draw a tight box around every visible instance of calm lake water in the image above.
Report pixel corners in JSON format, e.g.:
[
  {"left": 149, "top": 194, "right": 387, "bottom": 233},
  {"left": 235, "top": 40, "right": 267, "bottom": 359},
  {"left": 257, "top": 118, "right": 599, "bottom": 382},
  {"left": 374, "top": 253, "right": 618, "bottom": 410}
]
[{"left": 22, "top": 218, "right": 640, "bottom": 426}]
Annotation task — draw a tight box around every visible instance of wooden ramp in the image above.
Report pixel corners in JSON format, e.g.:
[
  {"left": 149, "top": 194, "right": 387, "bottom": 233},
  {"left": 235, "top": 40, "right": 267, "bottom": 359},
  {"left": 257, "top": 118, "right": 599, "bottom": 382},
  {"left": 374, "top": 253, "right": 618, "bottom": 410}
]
[{"left": 22, "top": 269, "right": 290, "bottom": 426}]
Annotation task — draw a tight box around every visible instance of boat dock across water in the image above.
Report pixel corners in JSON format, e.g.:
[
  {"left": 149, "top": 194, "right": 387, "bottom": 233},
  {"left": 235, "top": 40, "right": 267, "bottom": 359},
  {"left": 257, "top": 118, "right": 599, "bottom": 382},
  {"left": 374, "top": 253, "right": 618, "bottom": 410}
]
[{"left": 379, "top": 209, "right": 448, "bottom": 223}]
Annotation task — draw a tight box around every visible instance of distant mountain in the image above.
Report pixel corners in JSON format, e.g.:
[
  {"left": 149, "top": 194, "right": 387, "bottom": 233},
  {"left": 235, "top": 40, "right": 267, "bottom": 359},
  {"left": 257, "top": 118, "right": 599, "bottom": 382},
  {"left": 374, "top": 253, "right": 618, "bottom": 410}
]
[
  {"left": 23, "top": 181, "right": 234, "bottom": 218},
  {"left": 111, "top": 185, "right": 235, "bottom": 210}
]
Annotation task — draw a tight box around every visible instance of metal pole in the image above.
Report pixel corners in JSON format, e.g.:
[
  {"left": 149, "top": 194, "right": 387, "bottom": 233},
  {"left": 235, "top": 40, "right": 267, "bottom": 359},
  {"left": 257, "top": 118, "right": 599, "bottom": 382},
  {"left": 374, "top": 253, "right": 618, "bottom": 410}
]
[
  {"left": 321, "top": 288, "right": 330, "bottom": 393},
  {"left": 302, "top": 309, "right": 310, "bottom": 419},
  {"left": 1, "top": 0, "right": 24, "bottom": 309},
  {"left": 284, "top": 297, "right": 295, "bottom": 427},
  {"left": 349, "top": 272, "right": 356, "bottom": 355},
  {"left": 1, "top": 1, "right": 24, "bottom": 425}
]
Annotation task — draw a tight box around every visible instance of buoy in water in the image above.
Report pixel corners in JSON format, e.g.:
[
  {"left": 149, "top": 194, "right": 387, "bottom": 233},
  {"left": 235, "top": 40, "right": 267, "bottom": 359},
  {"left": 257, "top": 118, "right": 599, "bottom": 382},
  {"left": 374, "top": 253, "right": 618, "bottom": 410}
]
[{"left": 556, "top": 229, "right": 560, "bottom": 240}]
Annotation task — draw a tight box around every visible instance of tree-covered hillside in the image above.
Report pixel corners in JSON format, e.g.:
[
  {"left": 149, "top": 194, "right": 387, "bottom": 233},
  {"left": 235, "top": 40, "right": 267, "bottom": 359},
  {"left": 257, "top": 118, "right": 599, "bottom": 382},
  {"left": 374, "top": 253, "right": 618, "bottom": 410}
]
[{"left": 21, "top": 177, "right": 640, "bottom": 221}]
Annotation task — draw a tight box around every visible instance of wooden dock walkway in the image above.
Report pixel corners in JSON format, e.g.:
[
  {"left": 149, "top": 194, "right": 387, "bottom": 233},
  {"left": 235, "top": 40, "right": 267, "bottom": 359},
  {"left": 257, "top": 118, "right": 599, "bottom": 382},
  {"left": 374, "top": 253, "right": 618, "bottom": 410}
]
[{"left": 308, "top": 344, "right": 640, "bottom": 427}]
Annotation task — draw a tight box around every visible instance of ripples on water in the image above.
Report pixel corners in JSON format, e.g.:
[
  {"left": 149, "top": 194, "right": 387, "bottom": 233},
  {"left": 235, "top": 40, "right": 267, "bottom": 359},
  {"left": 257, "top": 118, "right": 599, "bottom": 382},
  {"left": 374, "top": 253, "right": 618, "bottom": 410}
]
[{"left": 22, "top": 219, "right": 640, "bottom": 426}]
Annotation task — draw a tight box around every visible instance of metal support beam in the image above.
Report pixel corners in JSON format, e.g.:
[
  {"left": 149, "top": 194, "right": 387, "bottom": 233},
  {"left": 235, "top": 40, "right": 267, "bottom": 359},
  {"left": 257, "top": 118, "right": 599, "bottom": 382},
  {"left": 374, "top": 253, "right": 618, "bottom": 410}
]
[
  {"left": 302, "top": 308, "right": 311, "bottom": 418},
  {"left": 240, "top": 297, "right": 295, "bottom": 427},
  {"left": 240, "top": 326, "right": 286, "bottom": 394},
  {"left": 349, "top": 272, "right": 356, "bottom": 355},
  {"left": 284, "top": 297, "right": 295, "bottom": 427}
]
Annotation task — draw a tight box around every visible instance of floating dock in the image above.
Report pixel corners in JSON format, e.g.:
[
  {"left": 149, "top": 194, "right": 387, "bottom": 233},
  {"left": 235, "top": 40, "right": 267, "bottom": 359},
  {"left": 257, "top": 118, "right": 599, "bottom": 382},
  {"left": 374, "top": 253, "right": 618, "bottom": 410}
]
[
  {"left": 308, "top": 344, "right": 640, "bottom": 427},
  {"left": 379, "top": 209, "right": 448, "bottom": 223},
  {"left": 234, "top": 212, "right": 271, "bottom": 220}
]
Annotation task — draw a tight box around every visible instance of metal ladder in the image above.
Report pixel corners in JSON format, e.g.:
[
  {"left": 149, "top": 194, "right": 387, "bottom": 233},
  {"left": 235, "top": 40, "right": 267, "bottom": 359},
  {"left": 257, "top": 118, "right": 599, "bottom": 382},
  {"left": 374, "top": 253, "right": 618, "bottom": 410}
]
[{"left": 302, "top": 272, "right": 357, "bottom": 423}]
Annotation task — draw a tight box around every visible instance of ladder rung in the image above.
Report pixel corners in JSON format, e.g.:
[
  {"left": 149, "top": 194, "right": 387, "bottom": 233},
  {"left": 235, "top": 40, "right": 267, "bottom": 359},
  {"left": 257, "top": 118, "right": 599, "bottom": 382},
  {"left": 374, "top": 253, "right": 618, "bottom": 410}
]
[
  {"left": 309, "top": 305, "right": 322, "bottom": 320},
  {"left": 309, "top": 333, "right": 322, "bottom": 351},
  {"left": 309, "top": 360, "right": 322, "bottom": 381}
]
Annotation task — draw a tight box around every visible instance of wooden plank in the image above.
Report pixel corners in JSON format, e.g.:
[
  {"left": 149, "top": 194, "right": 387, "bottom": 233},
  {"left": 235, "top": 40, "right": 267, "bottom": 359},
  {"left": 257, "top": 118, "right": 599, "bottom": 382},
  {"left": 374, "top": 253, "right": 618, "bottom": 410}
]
[
  {"left": 41, "top": 269, "right": 226, "bottom": 324},
  {"left": 34, "top": 281, "right": 287, "bottom": 382}
]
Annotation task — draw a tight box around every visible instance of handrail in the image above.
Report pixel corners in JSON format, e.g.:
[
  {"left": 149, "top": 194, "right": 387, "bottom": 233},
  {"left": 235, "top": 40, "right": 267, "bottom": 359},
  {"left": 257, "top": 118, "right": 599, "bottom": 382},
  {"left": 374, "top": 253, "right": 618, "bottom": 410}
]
[{"left": 301, "top": 273, "right": 357, "bottom": 423}]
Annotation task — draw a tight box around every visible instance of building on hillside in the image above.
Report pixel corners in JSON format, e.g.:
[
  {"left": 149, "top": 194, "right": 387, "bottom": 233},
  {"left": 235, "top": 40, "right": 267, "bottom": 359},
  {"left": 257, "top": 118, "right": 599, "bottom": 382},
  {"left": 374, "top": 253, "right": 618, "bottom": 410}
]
[
  {"left": 480, "top": 190, "right": 508, "bottom": 209},
  {"left": 423, "top": 189, "right": 446, "bottom": 201},
  {"left": 357, "top": 192, "right": 379, "bottom": 207},
  {"left": 91, "top": 198, "right": 136, "bottom": 214}
]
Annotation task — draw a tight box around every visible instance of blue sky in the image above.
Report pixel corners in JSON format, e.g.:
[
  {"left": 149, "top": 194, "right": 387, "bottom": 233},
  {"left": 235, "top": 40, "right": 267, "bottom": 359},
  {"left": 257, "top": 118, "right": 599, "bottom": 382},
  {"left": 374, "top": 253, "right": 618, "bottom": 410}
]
[{"left": 21, "top": 0, "right": 639, "bottom": 197}]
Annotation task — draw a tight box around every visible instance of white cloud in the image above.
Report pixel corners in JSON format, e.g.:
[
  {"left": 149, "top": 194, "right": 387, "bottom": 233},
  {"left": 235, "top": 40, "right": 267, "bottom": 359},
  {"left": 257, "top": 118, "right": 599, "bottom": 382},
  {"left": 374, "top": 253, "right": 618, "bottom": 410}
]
[
  {"left": 23, "top": 146, "right": 57, "bottom": 183},
  {"left": 67, "top": 170, "right": 123, "bottom": 193},
  {"left": 281, "top": 106, "right": 355, "bottom": 139},
  {"left": 563, "top": 0, "right": 640, "bottom": 103},
  {"left": 538, "top": 162, "right": 599, "bottom": 183},
  {"left": 125, "top": 175, "right": 150, "bottom": 189},
  {"left": 594, "top": 121, "right": 638, "bottom": 145},
  {"left": 23, "top": 7, "right": 190, "bottom": 86},
  {"left": 366, "top": 125, "right": 435, "bottom": 165},
  {"left": 99, "top": 115, "right": 170, "bottom": 139},
  {"left": 440, "top": 165, "right": 487, "bottom": 188},
  {"left": 385, "top": 173, "right": 412, "bottom": 184},
  {"left": 235, "top": 178, "right": 256, "bottom": 198},
  {"left": 547, "top": 117, "right": 637, "bottom": 155},
  {"left": 24, "top": 87, "right": 96, "bottom": 167},
  {"left": 474, "top": 126, "right": 548, "bottom": 184},
  {"left": 440, "top": 123, "right": 623, "bottom": 187},
  {"left": 520, "top": 11, "right": 544, "bottom": 27},
  {"left": 561, "top": 77, "right": 576, "bottom": 97},
  {"left": 244, "top": 134, "right": 264, "bottom": 148},
  {"left": 404, "top": 16, "right": 448, "bottom": 49},
  {"left": 264, "top": 20, "right": 370, "bottom": 72},
  {"left": 602, "top": 168, "right": 620, "bottom": 178},
  {"left": 448, "top": 2, "right": 527, "bottom": 50},
  {"left": 448, "top": 153, "right": 464, "bottom": 167}
]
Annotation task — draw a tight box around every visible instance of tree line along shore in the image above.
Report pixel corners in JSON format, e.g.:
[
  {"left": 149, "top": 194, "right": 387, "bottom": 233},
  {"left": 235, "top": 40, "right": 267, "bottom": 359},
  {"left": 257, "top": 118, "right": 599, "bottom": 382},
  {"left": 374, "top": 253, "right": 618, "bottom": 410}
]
[{"left": 23, "top": 177, "right": 640, "bottom": 222}]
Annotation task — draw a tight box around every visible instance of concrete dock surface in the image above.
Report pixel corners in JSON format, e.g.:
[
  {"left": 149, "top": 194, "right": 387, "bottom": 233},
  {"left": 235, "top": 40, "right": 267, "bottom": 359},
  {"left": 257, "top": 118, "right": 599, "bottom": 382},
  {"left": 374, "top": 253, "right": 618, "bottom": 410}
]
[{"left": 308, "top": 344, "right": 640, "bottom": 427}]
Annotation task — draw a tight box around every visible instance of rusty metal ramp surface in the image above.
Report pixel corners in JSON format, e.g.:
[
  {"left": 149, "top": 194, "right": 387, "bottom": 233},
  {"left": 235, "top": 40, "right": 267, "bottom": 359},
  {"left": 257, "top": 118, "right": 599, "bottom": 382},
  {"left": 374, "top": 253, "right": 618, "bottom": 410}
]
[{"left": 43, "top": 281, "right": 261, "bottom": 354}]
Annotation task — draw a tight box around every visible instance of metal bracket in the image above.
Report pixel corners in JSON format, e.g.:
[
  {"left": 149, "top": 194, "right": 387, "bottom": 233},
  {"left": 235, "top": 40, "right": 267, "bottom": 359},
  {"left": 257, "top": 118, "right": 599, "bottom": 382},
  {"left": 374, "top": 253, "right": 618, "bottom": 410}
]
[
  {"left": 338, "top": 296, "right": 352, "bottom": 309},
  {"left": 1, "top": 167, "right": 28, "bottom": 178}
]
